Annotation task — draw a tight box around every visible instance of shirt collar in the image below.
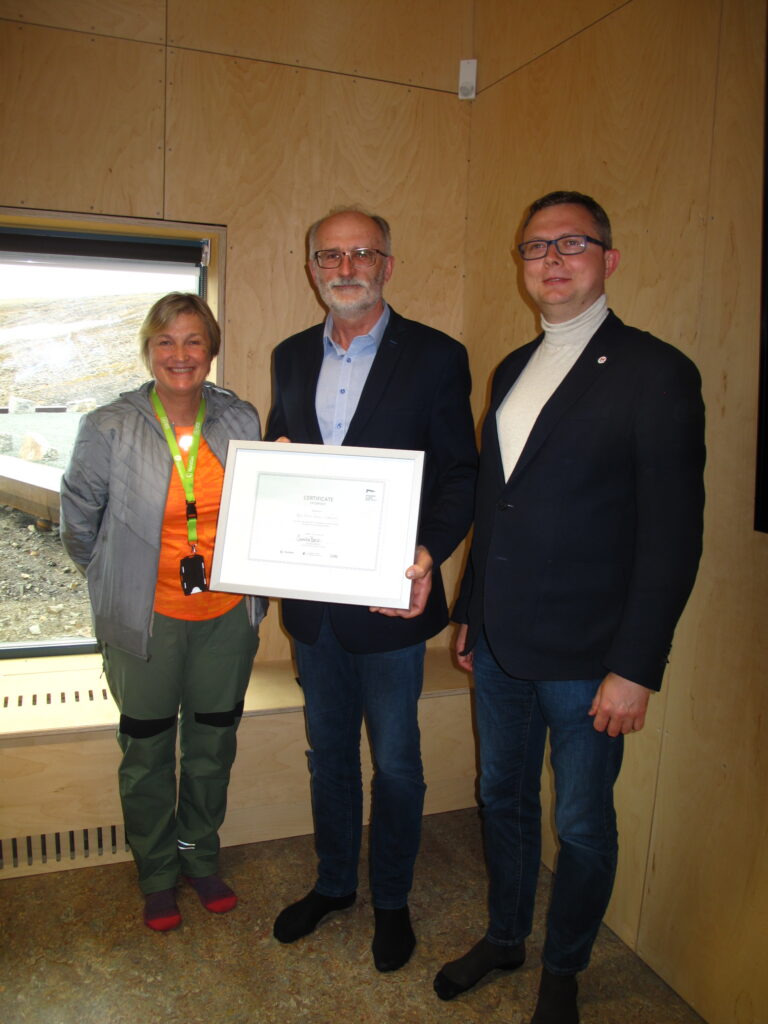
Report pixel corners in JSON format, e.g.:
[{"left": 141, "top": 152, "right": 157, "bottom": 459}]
[{"left": 323, "top": 303, "right": 390, "bottom": 355}]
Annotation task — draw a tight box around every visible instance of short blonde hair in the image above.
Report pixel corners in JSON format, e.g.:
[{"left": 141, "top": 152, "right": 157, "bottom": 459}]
[{"left": 139, "top": 292, "right": 221, "bottom": 371}]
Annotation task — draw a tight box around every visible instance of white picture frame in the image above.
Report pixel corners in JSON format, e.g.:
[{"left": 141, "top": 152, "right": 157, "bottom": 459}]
[{"left": 211, "top": 441, "right": 424, "bottom": 609}]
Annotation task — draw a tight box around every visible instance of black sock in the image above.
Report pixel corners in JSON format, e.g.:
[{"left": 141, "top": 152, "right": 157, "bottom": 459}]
[
  {"left": 434, "top": 937, "right": 525, "bottom": 999},
  {"left": 531, "top": 968, "right": 579, "bottom": 1024}
]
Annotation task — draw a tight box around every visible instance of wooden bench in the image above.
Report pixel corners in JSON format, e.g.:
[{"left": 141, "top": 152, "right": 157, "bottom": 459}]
[
  {"left": 0, "top": 649, "right": 477, "bottom": 877},
  {"left": 0, "top": 454, "right": 62, "bottom": 521}
]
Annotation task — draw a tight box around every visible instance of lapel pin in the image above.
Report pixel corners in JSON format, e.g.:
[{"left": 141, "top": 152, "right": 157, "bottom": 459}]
[{"left": 597, "top": 355, "right": 607, "bottom": 364}]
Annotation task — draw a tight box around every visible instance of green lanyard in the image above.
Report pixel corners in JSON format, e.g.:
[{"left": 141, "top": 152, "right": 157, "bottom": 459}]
[{"left": 151, "top": 388, "right": 206, "bottom": 546}]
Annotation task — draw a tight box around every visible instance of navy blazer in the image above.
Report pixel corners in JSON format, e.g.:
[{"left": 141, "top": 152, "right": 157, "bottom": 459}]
[
  {"left": 266, "top": 308, "right": 478, "bottom": 653},
  {"left": 455, "top": 311, "right": 705, "bottom": 690}
]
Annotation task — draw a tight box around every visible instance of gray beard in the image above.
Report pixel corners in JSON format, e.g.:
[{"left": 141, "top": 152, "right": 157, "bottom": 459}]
[{"left": 317, "top": 274, "right": 384, "bottom": 320}]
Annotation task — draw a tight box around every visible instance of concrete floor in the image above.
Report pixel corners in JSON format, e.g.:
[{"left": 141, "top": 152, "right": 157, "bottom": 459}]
[{"left": 0, "top": 808, "right": 705, "bottom": 1024}]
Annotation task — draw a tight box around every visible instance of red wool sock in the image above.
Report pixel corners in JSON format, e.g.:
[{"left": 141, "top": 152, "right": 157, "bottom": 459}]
[
  {"left": 144, "top": 889, "right": 182, "bottom": 931},
  {"left": 184, "top": 874, "right": 238, "bottom": 914}
]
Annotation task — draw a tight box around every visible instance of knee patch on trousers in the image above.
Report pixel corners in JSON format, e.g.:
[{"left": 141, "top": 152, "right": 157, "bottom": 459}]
[
  {"left": 119, "top": 713, "right": 176, "bottom": 739},
  {"left": 194, "top": 699, "right": 244, "bottom": 728}
]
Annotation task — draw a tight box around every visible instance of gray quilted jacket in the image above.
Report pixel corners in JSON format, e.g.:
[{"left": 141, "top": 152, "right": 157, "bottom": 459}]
[{"left": 60, "top": 380, "right": 268, "bottom": 658}]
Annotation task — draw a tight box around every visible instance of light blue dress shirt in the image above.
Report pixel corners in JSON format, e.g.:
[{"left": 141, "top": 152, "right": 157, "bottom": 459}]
[{"left": 315, "top": 304, "right": 390, "bottom": 445}]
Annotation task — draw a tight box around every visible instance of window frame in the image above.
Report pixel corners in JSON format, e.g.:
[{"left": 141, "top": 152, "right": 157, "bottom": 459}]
[{"left": 0, "top": 208, "right": 227, "bottom": 659}]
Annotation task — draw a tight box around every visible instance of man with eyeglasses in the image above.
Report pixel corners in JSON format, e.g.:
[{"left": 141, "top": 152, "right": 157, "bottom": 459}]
[
  {"left": 266, "top": 208, "right": 477, "bottom": 972},
  {"left": 433, "top": 191, "right": 705, "bottom": 1023}
]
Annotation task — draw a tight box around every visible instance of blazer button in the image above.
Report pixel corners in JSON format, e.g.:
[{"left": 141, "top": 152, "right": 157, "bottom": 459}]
[{"left": 497, "top": 500, "right": 514, "bottom": 511}]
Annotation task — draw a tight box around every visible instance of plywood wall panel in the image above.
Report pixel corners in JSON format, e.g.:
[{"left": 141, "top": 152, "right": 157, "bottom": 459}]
[
  {"left": 473, "top": 0, "right": 627, "bottom": 90},
  {"left": 165, "top": 49, "right": 469, "bottom": 397},
  {"left": 165, "top": 47, "right": 470, "bottom": 659},
  {"left": 635, "top": 0, "right": 768, "bottom": 1020},
  {"left": 465, "top": 0, "right": 720, "bottom": 949},
  {"left": 465, "top": 0, "right": 717, "bottom": 419},
  {"left": 0, "top": 0, "right": 165, "bottom": 42},
  {"left": 168, "top": 0, "right": 473, "bottom": 92},
  {"left": 0, "top": 23, "right": 164, "bottom": 216}
]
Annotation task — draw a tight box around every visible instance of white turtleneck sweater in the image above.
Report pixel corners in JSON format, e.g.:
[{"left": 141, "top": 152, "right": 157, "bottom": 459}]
[{"left": 496, "top": 294, "right": 609, "bottom": 480}]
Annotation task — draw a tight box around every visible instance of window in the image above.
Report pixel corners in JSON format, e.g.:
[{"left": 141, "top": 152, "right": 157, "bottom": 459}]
[{"left": 0, "top": 214, "right": 225, "bottom": 656}]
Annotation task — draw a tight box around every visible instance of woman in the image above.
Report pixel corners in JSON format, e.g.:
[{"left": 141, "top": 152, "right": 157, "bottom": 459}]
[{"left": 60, "top": 293, "right": 266, "bottom": 931}]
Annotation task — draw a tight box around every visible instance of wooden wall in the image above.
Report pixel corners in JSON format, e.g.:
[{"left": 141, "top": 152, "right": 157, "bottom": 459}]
[
  {"left": 0, "top": 1, "right": 765, "bottom": 1021},
  {"left": 469, "top": 1, "right": 767, "bottom": 1023},
  {"left": 474, "top": 0, "right": 629, "bottom": 89},
  {"left": 0, "top": 0, "right": 473, "bottom": 660}
]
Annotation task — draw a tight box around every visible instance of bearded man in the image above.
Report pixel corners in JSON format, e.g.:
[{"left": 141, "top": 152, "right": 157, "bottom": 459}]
[{"left": 266, "top": 209, "right": 477, "bottom": 972}]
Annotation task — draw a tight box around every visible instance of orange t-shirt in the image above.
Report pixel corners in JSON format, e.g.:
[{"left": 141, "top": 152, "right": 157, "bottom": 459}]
[{"left": 154, "top": 428, "right": 242, "bottom": 621}]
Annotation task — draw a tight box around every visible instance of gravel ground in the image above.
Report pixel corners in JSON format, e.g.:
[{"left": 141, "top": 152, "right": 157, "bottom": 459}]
[
  {"left": 0, "top": 291, "right": 153, "bottom": 647},
  {"left": 0, "top": 504, "right": 93, "bottom": 646}
]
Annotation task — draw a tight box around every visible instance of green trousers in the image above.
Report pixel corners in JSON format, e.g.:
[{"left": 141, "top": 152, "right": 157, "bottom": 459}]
[{"left": 102, "top": 601, "right": 259, "bottom": 894}]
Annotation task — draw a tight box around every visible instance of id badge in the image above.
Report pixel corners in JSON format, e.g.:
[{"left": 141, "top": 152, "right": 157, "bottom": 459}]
[{"left": 180, "top": 553, "right": 208, "bottom": 595}]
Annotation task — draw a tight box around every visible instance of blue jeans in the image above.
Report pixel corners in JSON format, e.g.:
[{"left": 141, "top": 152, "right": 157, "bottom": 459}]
[
  {"left": 473, "top": 632, "right": 623, "bottom": 974},
  {"left": 293, "top": 614, "right": 426, "bottom": 908}
]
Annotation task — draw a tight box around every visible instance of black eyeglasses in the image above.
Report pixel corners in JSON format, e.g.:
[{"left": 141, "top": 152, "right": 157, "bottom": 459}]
[
  {"left": 313, "top": 248, "right": 389, "bottom": 269},
  {"left": 517, "top": 234, "right": 607, "bottom": 261}
]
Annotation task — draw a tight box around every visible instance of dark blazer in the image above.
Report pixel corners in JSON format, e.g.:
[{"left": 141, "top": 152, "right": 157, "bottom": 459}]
[
  {"left": 266, "top": 307, "right": 478, "bottom": 653},
  {"left": 455, "top": 311, "right": 705, "bottom": 691}
]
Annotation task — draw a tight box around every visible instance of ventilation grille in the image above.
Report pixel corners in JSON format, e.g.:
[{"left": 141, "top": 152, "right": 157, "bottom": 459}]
[
  {"left": 2, "top": 686, "right": 111, "bottom": 709},
  {"left": 0, "top": 669, "right": 118, "bottom": 738},
  {"left": 0, "top": 824, "right": 131, "bottom": 875}
]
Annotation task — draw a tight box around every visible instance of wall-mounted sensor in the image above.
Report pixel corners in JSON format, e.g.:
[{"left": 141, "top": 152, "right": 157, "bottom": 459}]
[{"left": 458, "top": 59, "right": 477, "bottom": 100}]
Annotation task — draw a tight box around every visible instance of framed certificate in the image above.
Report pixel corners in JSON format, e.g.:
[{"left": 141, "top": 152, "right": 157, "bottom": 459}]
[{"left": 211, "top": 441, "right": 424, "bottom": 608}]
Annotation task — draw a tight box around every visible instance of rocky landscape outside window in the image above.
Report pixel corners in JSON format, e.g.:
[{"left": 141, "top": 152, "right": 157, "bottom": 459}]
[{"left": 0, "top": 230, "right": 208, "bottom": 653}]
